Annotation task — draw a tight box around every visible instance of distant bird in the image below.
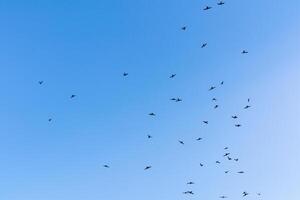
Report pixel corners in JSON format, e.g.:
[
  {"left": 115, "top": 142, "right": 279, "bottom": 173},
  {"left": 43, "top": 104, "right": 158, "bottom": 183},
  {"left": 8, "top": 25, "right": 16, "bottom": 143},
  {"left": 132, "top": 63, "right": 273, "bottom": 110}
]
[
  {"left": 231, "top": 115, "right": 238, "bottom": 119},
  {"left": 212, "top": 98, "right": 217, "bottom": 101},
  {"left": 242, "top": 50, "right": 249, "bottom": 54},
  {"left": 176, "top": 98, "right": 182, "bottom": 102},
  {"left": 217, "top": 1, "right": 225, "bottom": 5},
  {"left": 70, "top": 94, "right": 76, "bottom": 99},
  {"left": 216, "top": 161, "right": 221, "bottom": 164},
  {"left": 220, "top": 81, "right": 224, "bottom": 85},
  {"left": 248, "top": 98, "right": 250, "bottom": 102},
  {"left": 149, "top": 113, "right": 156, "bottom": 116},
  {"left": 38, "top": 81, "right": 44, "bottom": 85},
  {"left": 242, "top": 191, "right": 249, "bottom": 197},
  {"left": 223, "top": 153, "right": 230, "bottom": 157},
  {"left": 225, "top": 171, "right": 229, "bottom": 174},
  {"left": 187, "top": 181, "right": 195, "bottom": 185},
  {"left": 238, "top": 171, "right": 245, "bottom": 174},
  {"left": 257, "top": 193, "right": 261, "bottom": 196},
  {"left": 224, "top": 147, "right": 229, "bottom": 150},
  {"left": 196, "top": 137, "right": 203, "bottom": 141},
  {"left": 235, "top": 124, "right": 241, "bottom": 127},
  {"left": 234, "top": 158, "right": 239, "bottom": 162},
  {"left": 200, "top": 163, "right": 204, "bottom": 167},
  {"left": 147, "top": 134, "right": 152, "bottom": 139},
  {"left": 169, "top": 74, "right": 176, "bottom": 78},
  {"left": 201, "top": 43, "right": 207, "bottom": 48},
  {"left": 214, "top": 105, "right": 219, "bottom": 109},
  {"left": 209, "top": 86, "right": 216, "bottom": 91},
  {"left": 244, "top": 105, "right": 251, "bottom": 109},
  {"left": 227, "top": 157, "right": 232, "bottom": 161},
  {"left": 103, "top": 165, "right": 110, "bottom": 168},
  {"left": 203, "top": 121, "right": 208, "bottom": 124},
  {"left": 181, "top": 26, "right": 187, "bottom": 31},
  {"left": 220, "top": 196, "right": 227, "bottom": 198},
  {"left": 48, "top": 118, "right": 52, "bottom": 122},
  {"left": 123, "top": 72, "right": 128, "bottom": 76},
  {"left": 204, "top": 6, "right": 212, "bottom": 10},
  {"left": 183, "top": 191, "right": 194, "bottom": 195},
  {"left": 144, "top": 166, "right": 152, "bottom": 170},
  {"left": 178, "top": 140, "right": 185, "bottom": 145}
]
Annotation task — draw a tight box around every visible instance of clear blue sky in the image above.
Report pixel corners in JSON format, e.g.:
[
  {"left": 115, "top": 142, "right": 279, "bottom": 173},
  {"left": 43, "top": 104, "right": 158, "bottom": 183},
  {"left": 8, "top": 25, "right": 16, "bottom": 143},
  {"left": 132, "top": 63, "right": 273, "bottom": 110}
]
[{"left": 0, "top": 0, "right": 299, "bottom": 199}]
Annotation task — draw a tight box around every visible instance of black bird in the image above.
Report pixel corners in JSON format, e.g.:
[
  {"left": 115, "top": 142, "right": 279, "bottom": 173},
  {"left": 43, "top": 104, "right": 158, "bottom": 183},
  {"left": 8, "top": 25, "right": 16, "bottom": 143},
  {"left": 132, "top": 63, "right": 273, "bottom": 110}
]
[
  {"left": 181, "top": 26, "right": 187, "bottom": 31},
  {"left": 203, "top": 121, "right": 208, "bottom": 124},
  {"left": 201, "top": 43, "right": 207, "bottom": 48},
  {"left": 149, "top": 113, "right": 156, "bottom": 116},
  {"left": 178, "top": 140, "right": 185, "bottom": 145},
  {"left": 220, "top": 196, "right": 227, "bottom": 198},
  {"left": 242, "top": 192, "right": 249, "bottom": 197},
  {"left": 144, "top": 166, "right": 152, "bottom": 170},
  {"left": 212, "top": 98, "right": 217, "bottom": 101},
  {"left": 217, "top": 1, "right": 225, "bottom": 5},
  {"left": 214, "top": 105, "right": 219, "bottom": 109},
  {"left": 209, "top": 86, "right": 216, "bottom": 91},
  {"left": 227, "top": 157, "right": 232, "bottom": 161},
  {"left": 248, "top": 98, "right": 250, "bottom": 102},
  {"left": 200, "top": 163, "right": 204, "bottom": 167},
  {"left": 48, "top": 118, "right": 52, "bottom": 122},
  {"left": 123, "top": 72, "right": 128, "bottom": 76},
  {"left": 169, "top": 74, "right": 176, "bottom": 78},
  {"left": 70, "top": 94, "right": 76, "bottom": 99},
  {"left": 196, "top": 137, "right": 203, "bottom": 141},
  {"left": 216, "top": 161, "right": 221, "bottom": 164},
  {"left": 204, "top": 6, "right": 212, "bottom": 10},
  {"left": 244, "top": 105, "right": 251, "bottom": 109},
  {"left": 234, "top": 158, "right": 239, "bottom": 162},
  {"left": 103, "top": 165, "right": 110, "bottom": 168},
  {"left": 220, "top": 81, "right": 224, "bottom": 85},
  {"left": 224, "top": 147, "right": 229, "bottom": 150},
  {"left": 38, "top": 81, "right": 44, "bottom": 85},
  {"left": 257, "top": 193, "right": 261, "bottom": 196},
  {"left": 170, "top": 98, "right": 176, "bottom": 101},
  {"left": 183, "top": 191, "right": 194, "bottom": 195},
  {"left": 238, "top": 171, "right": 245, "bottom": 174},
  {"left": 147, "top": 134, "right": 152, "bottom": 139},
  {"left": 176, "top": 98, "right": 182, "bottom": 102},
  {"left": 225, "top": 171, "right": 229, "bottom": 174},
  {"left": 231, "top": 115, "right": 238, "bottom": 119},
  {"left": 235, "top": 124, "right": 241, "bottom": 127},
  {"left": 187, "top": 181, "right": 195, "bottom": 185},
  {"left": 242, "top": 50, "right": 249, "bottom": 54},
  {"left": 223, "top": 153, "right": 230, "bottom": 157}
]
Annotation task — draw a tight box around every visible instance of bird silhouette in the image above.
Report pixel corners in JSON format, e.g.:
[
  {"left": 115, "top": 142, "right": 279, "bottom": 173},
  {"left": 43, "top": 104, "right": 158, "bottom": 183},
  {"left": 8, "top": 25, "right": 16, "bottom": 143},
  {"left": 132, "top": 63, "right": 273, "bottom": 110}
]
[
  {"left": 70, "top": 95, "right": 76, "bottom": 99},
  {"left": 234, "top": 158, "right": 239, "bottom": 162},
  {"left": 214, "top": 105, "right": 219, "bottom": 109},
  {"left": 169, "top": 74, "right": 176, "bottom": 78},
  {"left": 38, "top": 81, "right": 44, "bottom": 85},
  {"left": 178, "top": 140, "right": 185, "bottom": 145},
  {"left": 216, "top": 161, "right": 221, "bottom": 164},
  {"left": 196, "top": 137, "right": 203, "bottom": 141},
  {"left": 170, "top": 98, "right": 176, "bottom": 101},
  {"left": 242, "top": 50, "right": 249, "bottom": 54},
  {"left": 209, "top": 86, "right": 216, "bottom": 91},
  {"left": 223, "top": 153, "right": 230, "bottom": 157},
  {"left": 200, "top": 163, "right": 204, "bottom": 167},
  {"left": 144, "top": 166, "right": 152, "bottom": 170},
  {"left": 149, "top": 113, "right": 156, "bottom": 116},
  {"left": 242, "top": 191, "right": 249, "bottom": 197},
  {"left": 203, "top": 121, "right": 209, "bottom": 124},
  {"left": 225, "top": 171, "right": 229, "bottom": 174},
  {"left": 220, "top": 196, "right": 227, "bottom": 198},
  {"left": 220, "top": 81, "right": 224, "bottom": 85},
  {"left": 183, "top": 191, "right": 194, "bottom": 195},
  {"left": 48, "top": 118, "right": 52, "bottom": 122},
  {"left": 204, "top": 6, "right": 212, "bottom": 10},
  {"left": 176, "top": 98, "right": 182, "bottom": 102},
  {"left": 147, "top": 134, "right": 152, "bottom": 139},
  {"left": 232, "top": 115, "right": 238, "bottom": 119},
  {"left": 103, "top": 165, "right": 110, "bottom": 168},
  {"left": 227, "top": 157, "right": 232, "bottom": 160},
  {"left": 217, "top": 1, "right": 225, "bottom": 5},
  {"left": 187, "top": 181, "right": 195, "bottom": 185},
  {"left": 244, "top": 105, "right": 251, "bottom": 109},
  {"left": 235, "top": 124, "right": 241, "bottom": 127},
  {"left": 201, "top": 43, "right": 207, "bottom": 48},
  {"left": 181, "top": 26, "right": 187, "bottom": 31},
  {"left": 248, "top": 98, "right": 250, "bottom": 102},
  {"left": 224, "top": 147, "right": 229, "bottom": 150},
  {"left": 212, "top": 98, "right": 217, "bottom": 101},
  {"left": 238, "top": 171, "right": 245, "bottom": 174},
  {"left": 123, "top": 72, "right": 128, "bottom": 76}
]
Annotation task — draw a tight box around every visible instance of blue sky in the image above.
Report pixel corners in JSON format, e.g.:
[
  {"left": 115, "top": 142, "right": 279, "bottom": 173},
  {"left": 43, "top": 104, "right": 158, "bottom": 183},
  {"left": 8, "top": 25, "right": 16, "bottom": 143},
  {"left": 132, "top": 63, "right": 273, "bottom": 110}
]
[{"left": 0, "top": 0, "right": 299, "bottom": 199}]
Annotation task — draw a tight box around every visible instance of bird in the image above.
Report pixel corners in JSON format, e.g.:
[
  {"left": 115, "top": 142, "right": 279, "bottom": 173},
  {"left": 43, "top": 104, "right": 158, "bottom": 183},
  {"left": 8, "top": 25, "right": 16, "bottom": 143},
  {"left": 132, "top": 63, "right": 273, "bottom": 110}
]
[
  {"left": 242, "top": 191, "right": 249, "bottom": 197},
  {"left": 187, "top": 181, "right": 195, "bottom": 185},
  {"left": 216, "top": 161, "right": 221, "bottom": 164},
  {"left": 238, "top": 171, "right": 245, "bottom": 174},
  {"left": 209, "top": 86, "right": 216, "bottom": 91},
  {"left": 144, "top": 166, "right": 152, "bottom": 170},
  {"left": 70, "top": 94, "right": 76, "bottom": 99},
  {"left": 169, "top": 74, "right": 176, "bottom": 78},
  {"left": 170, "top": 98, "right": 176, "bottom": 101},
  {"left": 248, "top": 98, "right": 250, "bottom": 102},
  {"left": 234, "top": 158, "right": 239, "bottom": 162},
  {"left": 244, "top": 105, "right": 251, "bottom": 109},
  {"left": 176, "top": 98, "right": 182, "bottom": 102},
  {"left": 220, "top": 196, "right": 227, "bottom": 198},
  {"left": 181, "top": 26, "right": 187, "bottom": 31},
  {"left": 257, "top": 193, "right": 261, "bottom": 196},
  {"left": 103, "top": 165, "right": 110, "bottom": 168},
  {"left": 217, "top": 1, "right": 225, "bottom": 5},
  {"left": 235, "top": 124, "right": 241, "bottom": 127},
  {"left": 201, "top": 43, "right": 207, "bottom": 48},
  {"left": 223, "top": 153, "right": 230, "bottom": 157},
  {"left": 123, "top": 72, "right": 128, "bottom": 76},
  {"left": 38, "top": 81, "right": 44, "bottom": 85},
  {"left": 147, "top": 134, "right": 152, "bottom": 139},
  {"left": 178, "top": 140, "right": 185, "bottom": 145},
  {"left": 227, "top": 157, "right": 232, "bottom": 160},
  {"left": 203, "top": 121, "right": 208, "bottom": 124},
  {"left": 212, "top": 98, "right": 217, "bottom": 101},
  {"left": 149, "top": 113, "right": 156, "bottom": 116},
  {"left": 48, "top": 118, "right": 52, "bottom": 122},
  {"left": 220, "top": 81, "right": 224, "bottom": 85},
  {"left": 225, "top": 171, "right": 229, "bottom": 173},
  {"left": 183, "top": 191, "right": 194, "bottom": 195},
  {"left": 214, "top": 105, "right": 219, "bottom": 109},
  {"left": 200, "top": 163, "right": 204, "bottom": 167},
  {"left": 224, "top": 147, "right": 229, "bottom": 150},
  {"left": 242, "top": 50, "right": 248, "bottom": 54},
  {"left": 196, "top": 137, "right": 203, "bottom": 141},
  {"left": 231, "top": 115, "right": 238, "bottom": 119},
  {"left": 203, "top": 6, "right": 212, "bottom": 10}
]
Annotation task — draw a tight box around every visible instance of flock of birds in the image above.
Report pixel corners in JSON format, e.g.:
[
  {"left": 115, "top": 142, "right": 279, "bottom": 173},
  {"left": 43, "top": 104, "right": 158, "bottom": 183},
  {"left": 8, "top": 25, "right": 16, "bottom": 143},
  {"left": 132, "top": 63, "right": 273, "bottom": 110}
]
[{"left": 37, "top": 1, "right": 263, "bottom": 199}]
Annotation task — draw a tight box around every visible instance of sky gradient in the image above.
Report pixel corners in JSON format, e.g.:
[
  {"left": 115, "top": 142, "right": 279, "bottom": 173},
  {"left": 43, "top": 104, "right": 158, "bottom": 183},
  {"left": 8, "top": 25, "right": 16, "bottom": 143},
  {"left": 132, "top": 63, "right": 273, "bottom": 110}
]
[{"left": 0, "top": 0, "right": 299, "bottom": 199}]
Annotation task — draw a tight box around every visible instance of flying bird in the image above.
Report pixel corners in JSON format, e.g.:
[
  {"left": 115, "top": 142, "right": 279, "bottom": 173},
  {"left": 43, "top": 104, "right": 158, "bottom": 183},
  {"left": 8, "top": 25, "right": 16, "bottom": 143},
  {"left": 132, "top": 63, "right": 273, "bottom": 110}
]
[
  {"left": 144, "top": 166, "right": 152, "bottom": 170},
  {"left": 187, "top": 181, "right": 195, "bottom": 185},
  {"left": 201, "top": 43, "right": 207, "bottom": 48},
  {"left": 149, "top": 113, "right": 156, "bottom": 116},
  {"left": 234, "top": 158, "right": 239, "bottom": 162},
  {"left": 223, "top": 153, "right": 230, "bottom": 157},
  {"left": 196, "top": 137, "right": 203, "bottom": 141},
  {"left": 169, "top": 74, "right": 176, "bottom": 78},
  {"left": 181, "top": 26, "right": 187, "bottom": 31},
  {"left": 225, "top": 171, "right": 229, "bottom": 174},
  {"left": 214, "top": 105, "right": 219, "bottom": 109},
  {"left": 216, "top": 161, "right": 221, "bottom": 164},
  {"left": 176, "top": 98, "right": 182, "bottom": 102},
  {"left": 212, "top": 98, "right": 217, "bottom": 101},
  {"left": 220, "top": 196, "right": 227, "bottom": 198},
  {"left": 204, "top": 6, "right": 212, "bottom": 10},
  {"left": 227, "top": 157, "right": 232, "bottom": 160},
  {"left": 103, "top": 165, "right": 110, "bottom": 168},
  {"left": 200, "top": 163, "right": 204, "bottom": 167},
  {"left": 238, "top": 171, "right": 245, "bottom": 174},
  {"left": 242, "top": 192, "right": 249, "bottom": 197},
  {"left": 244, "top": 105, "right": 251, "bottom": 109},
  {"left": 170, "top": 98, "right": 176, "bottom": 101},
  {"left": 183, "top": 191, "right": 194, "bottom": 195},
  {"left": 48, "top": 118, "right": 52, "bottom": 122},
  {"left": 217, "top": 1, "right": 225, "bottom": 5},
  {"left": 178, "top": 140, "right": 185, "bottom": 145},
  {"left": 220, "top": 81, "right": 224, "bottom": 85},
  {"left": 231, "top": 115, "right": 238, "bottom": 119},
  {"left": 224, "top": 147, "right": 229, "bottom": 150},
  {"left": 38, "top": 81, "right": 44, "bottom": 85},
  {"left": 235, "top": 124, "right": 241, "bottom": 127},
  {"left": 248, "top": 98, "right": 250, "bottom": 102},
  {"left": 147, "top": 134, "right": 152, "bottom": 139},
  {"left": 203, "top": 121, "right": 208, "bottom": 124},
  {"left": 123, "top": 72, "right": 128, "bottom": 76},
  {"left": 209, "top": 86, "right": 216, "bottom": 91},
  {"left": 70, "top": 94, "right": 76, "bottom": 99},
  {"left": 242, "top": 50, "right": 249, "bottom": 54}
]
